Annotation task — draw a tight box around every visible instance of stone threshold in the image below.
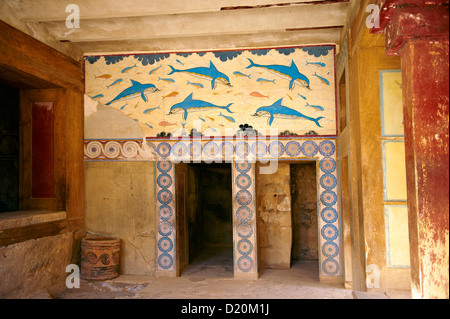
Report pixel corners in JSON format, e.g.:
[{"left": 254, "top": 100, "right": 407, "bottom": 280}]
[{"left": 0, "top": 210, "right": 66, "bottom": 231}]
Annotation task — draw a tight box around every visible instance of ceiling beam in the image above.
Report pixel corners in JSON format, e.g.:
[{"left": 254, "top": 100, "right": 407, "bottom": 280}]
[
  {"left": 7, "top": 0, "right": 341, "bottom": 22},
  {"left": 79, "top": 28, "right": 342, "bottom": 55},
  {"left": 37, "top": 2, "right": 348, "bottom": 43}
]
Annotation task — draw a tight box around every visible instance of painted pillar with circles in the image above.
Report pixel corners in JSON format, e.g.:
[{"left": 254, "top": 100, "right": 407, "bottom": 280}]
[
  {"left": 232, "top": 159, "right": 258, "bottom": 280},
  {"left": 155, "top": 142, "right": 177, "bottom": 276},
  {"left": 316, "top": 140, "right": 341, "bottom": 281}
]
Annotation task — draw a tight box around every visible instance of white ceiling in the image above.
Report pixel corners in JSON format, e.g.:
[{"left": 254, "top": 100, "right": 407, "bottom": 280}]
[{"left": 1, "top": 0, "right": 354, "bottom": 61}]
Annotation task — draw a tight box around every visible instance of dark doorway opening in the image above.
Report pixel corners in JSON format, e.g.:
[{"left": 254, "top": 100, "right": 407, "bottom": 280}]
[
  {"left": 183, "top": 162, "right": 233, "bottom": 278},
  {"left": 290, "top": 162, "right": 319, "bottom": 278},
  {"left": 0, "top": 85, "right": 20, "bottom": 213}
]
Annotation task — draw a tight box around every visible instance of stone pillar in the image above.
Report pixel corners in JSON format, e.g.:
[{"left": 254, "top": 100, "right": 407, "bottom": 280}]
[
  {"left": 373, "top": 1, "right": 449, "bottom": 298},
  {"left": 233, "top": 159, "right": 258, "bottom": 280}
]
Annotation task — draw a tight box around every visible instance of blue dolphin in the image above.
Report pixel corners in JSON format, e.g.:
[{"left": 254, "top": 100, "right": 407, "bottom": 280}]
[
  {"left": 253, "top": 98, "right": 323, "bottom": 127},
  {"left": 168, "top": 93, "right": 233, "bottom": 121},
  {"left": 105, "top": 79, "right": 158, "bottom": 105},
  {"left": 168, "top": 61, "right": 231, "bottom": 89},
  {"left": 247, "top": 58, "right": 310, "bottom": 90}
]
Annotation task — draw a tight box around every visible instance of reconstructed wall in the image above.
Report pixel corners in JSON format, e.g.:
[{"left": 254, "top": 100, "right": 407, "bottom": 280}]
[
  {"left": 84, "top": 161, "right": 156, "bottom": 275},
  {"left": 338, "top": 6, "right": 412, "bottom": 292},
  {"left": 83, "top": 44, "right": 340, "bottom": 280}
]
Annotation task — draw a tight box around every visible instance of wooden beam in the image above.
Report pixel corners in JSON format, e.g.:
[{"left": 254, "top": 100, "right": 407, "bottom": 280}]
[
  {"left": 0, "top": 0, "right": 84, "bottom": 61},
  {"left": 0, "top": 20, "right": 83, "bottom": 92}
]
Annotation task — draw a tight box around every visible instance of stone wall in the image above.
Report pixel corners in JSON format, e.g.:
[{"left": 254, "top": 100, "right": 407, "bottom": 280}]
[
  {"left": 291, "top": 163, "right": 318, "bottom": 261},
  {"left": 256, "top": 163, "right": 292, "bottom": 269},
  {"left": 0, "top": 233, "right": 74, "bottom": 298}
]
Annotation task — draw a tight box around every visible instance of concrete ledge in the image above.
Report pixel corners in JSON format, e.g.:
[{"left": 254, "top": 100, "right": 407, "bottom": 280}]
[{"left": 0, "top": 210, "right": 66, "bottom": 231}]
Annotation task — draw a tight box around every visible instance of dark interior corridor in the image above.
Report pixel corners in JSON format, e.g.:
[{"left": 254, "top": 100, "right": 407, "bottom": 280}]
[{"left": 183, "top": 163, "right": 233, "bottom": 278}]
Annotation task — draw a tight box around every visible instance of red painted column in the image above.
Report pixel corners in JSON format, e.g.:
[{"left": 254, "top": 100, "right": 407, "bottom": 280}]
[
  {"left": 374, "top": 1, "right": 449, "bottom": 298},
  {"left": 402, "top": 38, "right": 449, "bottom": 299}
]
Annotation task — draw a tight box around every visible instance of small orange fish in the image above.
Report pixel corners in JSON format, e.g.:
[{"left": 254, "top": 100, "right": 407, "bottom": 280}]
[
  {"left": 159, "top": 121, "right": 177, "bottom": 127},
  {"left": 287, "top": 94, "right": 293, "bottom": 101},
  {"left": 95, "top": 74, "right": 112, "bottom": 79},
  {"left": 250, "top": 91, "right": 269, "bottom": 98},
  {"left": 163, "top": 91, "right": 179, "bottom": 99},
  {"left": 206, "top": 116, "right": 215, "bottom": 121}
]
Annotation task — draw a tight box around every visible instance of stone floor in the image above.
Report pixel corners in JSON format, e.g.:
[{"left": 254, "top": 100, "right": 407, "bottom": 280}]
[{"left": 55, "top": 247, "right": 410, "bottom": 299}]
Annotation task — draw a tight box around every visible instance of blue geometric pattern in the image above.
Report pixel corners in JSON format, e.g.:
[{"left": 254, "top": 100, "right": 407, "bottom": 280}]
[
  {"left": 157, "top": 142, "right": 171, "bottom": 157},
  {"left": 320, "top": 173, "right": 337, "bottom": 190},
  {"left": 233, "top": 160, "right": 255, "bottom": 274},
  {"left": 319, "top": 140, "right": 336, "bottom": 156},
  {"left": 156, "top": 157, "right": 175, "bottom": 271},
  {"left": 301, "top": 140, "right": 319, "bottom": 157},
  {"left": 285, "top": 141, "right": 301, "bottom": 157},
  {"left": 235, "top": 141, "right": 249, "bottom": 158},
  {"left": 319, "top": 157, "right": 336, "bottom": 173},
  {"left": 320, "top": 190, "right": 337, "bottom": 206}
]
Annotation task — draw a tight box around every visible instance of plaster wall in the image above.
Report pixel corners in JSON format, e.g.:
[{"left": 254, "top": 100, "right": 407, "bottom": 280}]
[
  {"left": 84, "top": 161, "right": 156, "bottom": 276},
  {"left": 347, "top": 42, "right": 411, "bottom": 292}
]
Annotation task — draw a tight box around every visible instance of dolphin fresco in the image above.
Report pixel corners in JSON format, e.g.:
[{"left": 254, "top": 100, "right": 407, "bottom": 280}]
[
  {"left": 246, "top": 58, "right": 310, "bottom": 90},
  {"left": 306, "top": 61, "right": 326, "bottom": 67},
  {"left": 312, "top": 72, "right": 330, "bottom": 85},
  {"left": 168, "top": 61, "right": 231, "bottom": 89},
  {"left": 105, "top": 79, "right": 159, "bottom": 105},
  {"left": 168, "top": 93, "right": 233, "bottom": 121},
  {"left": 253, "top": 98, "right": 323, "bottom": 127}
]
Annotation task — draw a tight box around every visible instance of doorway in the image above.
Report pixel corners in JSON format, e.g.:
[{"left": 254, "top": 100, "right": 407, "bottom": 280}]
[
  {"left": 181, "top": 162, "right": 234, "bottom": 278},
  {"left": 0, "top": 85, "right": 20, "bottom": 213},
  {"left": 255, "top": 161, "right": 319, "bottom": 278},
  {"left": 290, "top": 162, "right": 319, "bottom": 279}
]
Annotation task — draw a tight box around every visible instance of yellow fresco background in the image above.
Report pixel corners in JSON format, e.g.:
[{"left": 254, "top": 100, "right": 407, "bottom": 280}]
[
  {"left": 384, "top": 141, "right": 407, "bottom": 201},
  {"left": 385, "top": 205, "right": 410, "bottom": 267},
  {"left": 381, "top": 71, "right": 404, "bottom": 136}
]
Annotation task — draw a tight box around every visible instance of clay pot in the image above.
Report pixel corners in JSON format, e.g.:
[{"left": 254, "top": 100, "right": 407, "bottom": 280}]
[{"left": 81, "top": 237, "right": 120, "bottom": 280}]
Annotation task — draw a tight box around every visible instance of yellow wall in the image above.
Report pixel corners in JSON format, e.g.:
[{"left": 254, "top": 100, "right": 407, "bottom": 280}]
[
  {"left": 84, "top": 161, "right": 157, "bottom": 275},
  {"left": 341, "top": 16, "right": 411, "bottom": 292}
]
